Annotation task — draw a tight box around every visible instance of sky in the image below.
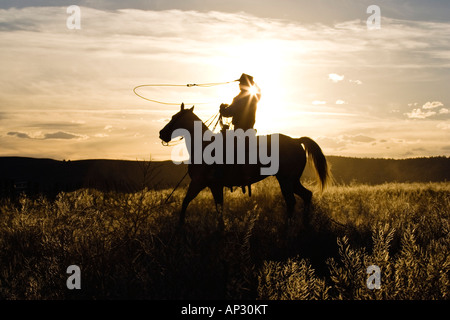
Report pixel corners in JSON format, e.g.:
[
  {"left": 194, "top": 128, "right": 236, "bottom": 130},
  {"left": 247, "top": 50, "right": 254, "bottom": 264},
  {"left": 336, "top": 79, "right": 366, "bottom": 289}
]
[{"left": 0, "top": 0, "right": 449, "bottom": 161}]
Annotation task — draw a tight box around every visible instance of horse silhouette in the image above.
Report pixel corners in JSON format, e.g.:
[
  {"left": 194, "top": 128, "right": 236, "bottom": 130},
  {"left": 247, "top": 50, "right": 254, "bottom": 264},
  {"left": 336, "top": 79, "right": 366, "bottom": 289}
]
[{"left": 159, "top": 103, "right": 332, "bottom": 228}]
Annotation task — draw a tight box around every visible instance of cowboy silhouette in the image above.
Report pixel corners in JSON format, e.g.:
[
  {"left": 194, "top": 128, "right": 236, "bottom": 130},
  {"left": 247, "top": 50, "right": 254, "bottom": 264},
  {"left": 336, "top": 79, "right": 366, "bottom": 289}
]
[
  {"left": 219, "top": 73, "right": 261, "bottom": 196},
  {"left": 220, "top": 73, "right": 261, "bottom": 131}
]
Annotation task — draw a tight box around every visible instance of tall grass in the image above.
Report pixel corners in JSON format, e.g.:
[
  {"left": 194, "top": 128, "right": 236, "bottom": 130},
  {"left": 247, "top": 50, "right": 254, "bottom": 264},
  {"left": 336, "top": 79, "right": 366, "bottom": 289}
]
[{"left": 0, "top": 179, "right": 449, "bottom": 299}]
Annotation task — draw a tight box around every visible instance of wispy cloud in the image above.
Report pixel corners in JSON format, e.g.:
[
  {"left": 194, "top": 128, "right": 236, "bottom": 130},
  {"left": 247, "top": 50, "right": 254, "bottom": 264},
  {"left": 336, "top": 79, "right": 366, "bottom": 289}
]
[
  {"left": 349, "top": 79, "right": 362, "bottom": 85},
  {"left": 405, "top": 108, "right": 437, "bottom": 119},
  {"left": 342, "top": 134, "right": 376, "bottom": 143},
  {"left": 7, "top": 131, "right": 32, "bottom": 139},
  {"left": 7, "top": 131, "right": 85, "bottom": 140},
  {"left": 43, "top": 131, "right": 83, "bottom": 140},
  {"left": 404, "top": 101, "right": 447, "bottom": 119},
  {"left": 422, "top": 101, "right": 444, "bottom": 109},
  {"left": 328, "top": 73, "right": 344, "bottom": 82}
]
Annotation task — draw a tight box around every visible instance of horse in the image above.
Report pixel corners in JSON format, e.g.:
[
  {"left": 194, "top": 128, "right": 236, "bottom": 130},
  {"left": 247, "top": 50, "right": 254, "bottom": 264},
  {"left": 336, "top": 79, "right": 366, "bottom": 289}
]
[{"left": 159, "top": 103, "right": 332, "bottom": 228}]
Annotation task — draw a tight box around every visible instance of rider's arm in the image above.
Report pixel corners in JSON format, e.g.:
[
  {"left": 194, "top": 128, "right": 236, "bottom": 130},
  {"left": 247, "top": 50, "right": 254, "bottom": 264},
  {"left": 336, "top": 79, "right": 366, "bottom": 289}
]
[
  {"left": 220, "top": 104, "right": 233, "bottom": 117},
  {"left": 220, "top": 95, "right": 243, "bottom": 117}
]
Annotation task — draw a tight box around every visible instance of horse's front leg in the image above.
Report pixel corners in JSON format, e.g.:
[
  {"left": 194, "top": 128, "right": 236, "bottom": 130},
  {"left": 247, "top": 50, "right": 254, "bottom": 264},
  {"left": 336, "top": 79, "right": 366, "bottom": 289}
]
[
  {"left": 179, "top": 180, "right": 205, "bottom": 226},
  {"left": 210, "top": 184, "right": 224, "bottom": 230}
]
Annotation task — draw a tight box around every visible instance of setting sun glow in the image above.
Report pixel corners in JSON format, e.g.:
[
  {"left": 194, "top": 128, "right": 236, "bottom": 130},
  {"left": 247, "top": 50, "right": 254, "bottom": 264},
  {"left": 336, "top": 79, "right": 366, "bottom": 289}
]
[{"left": 248, "top": 85, "right": 259, "bottom": 96}]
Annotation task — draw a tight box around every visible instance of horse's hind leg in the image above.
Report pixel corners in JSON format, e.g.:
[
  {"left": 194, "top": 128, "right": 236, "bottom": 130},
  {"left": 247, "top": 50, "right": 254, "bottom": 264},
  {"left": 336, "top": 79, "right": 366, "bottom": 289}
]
[
  {"left": 277, "top": 178, "right": 296, "bottom": 219},
  {"left": 293, "top": 180, "right": 312, "bottom": 224},
  {"left": 293, "top": 180, "right": 312, "bottom": 206}
]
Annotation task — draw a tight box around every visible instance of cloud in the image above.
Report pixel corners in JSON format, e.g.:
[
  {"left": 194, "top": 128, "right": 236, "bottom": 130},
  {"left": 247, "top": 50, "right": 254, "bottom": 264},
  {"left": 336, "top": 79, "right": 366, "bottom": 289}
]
[
  {"left": 7, "top": 130, "right": 83, "bottom": 140},
  {"left": 335, "top": 100, "right": 346, "bottom": 105},
  {"left": 316, "top": 136, "right": 346, "bottom": 150},
  {"left": 342, "top": 134, "right": 376, "bottom": 143},
  {"left": 405, "top": 101, "right": 447, "bottom": 119},
  {"left": 316, "top": 134, "right": 376, "bottom": 150},
  {"left": 405, "top": 108, "right": 437, "bottom": 119},
  {"left": 422, "top": 101, "right": 444, "bottom": 109},
  {"left": 43, "top": 131, "right": 81, "bottom": 140},
  {"left": 312, "top": 100, "right": 326, "bottom": 105},
  {"left": 349, "top": 79, "right": 362, "bottom": 85},
  {"left": 328, "top": 73, "right": 344, "bottom": 83},
  {"left": 94, "top": 133, "right": 109, "bottom": 138},
  {"left": 25, "top": 121, "right": 85, "bottom": 129},
  {"left": 7, "top": 131, "right": 31, "bottom": 139},
  {"left": 2, "top": 0, "right": 450, "bottom": 26}
]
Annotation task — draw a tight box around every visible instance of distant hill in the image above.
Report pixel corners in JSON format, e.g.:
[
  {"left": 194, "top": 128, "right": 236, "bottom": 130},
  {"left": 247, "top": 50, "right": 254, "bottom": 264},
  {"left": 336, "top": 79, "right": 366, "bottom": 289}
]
[
  {"left": 0, "top": 157, "right": 188, "bottom": 198},
  {"left": 0, "top": 156, "right": 449, "bottom": 198},
  {"left": 305, "top": 156, "right": 450, "bottom": 185}
]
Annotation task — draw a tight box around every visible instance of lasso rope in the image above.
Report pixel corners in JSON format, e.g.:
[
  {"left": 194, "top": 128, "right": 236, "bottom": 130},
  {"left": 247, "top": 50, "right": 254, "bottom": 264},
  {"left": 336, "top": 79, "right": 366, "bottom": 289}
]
[
  {"left": 133, "top": 80, "right": 237, "bottom": 106},
  {"left": 133, "top": 80, "right": 236, "bottom": 147}
]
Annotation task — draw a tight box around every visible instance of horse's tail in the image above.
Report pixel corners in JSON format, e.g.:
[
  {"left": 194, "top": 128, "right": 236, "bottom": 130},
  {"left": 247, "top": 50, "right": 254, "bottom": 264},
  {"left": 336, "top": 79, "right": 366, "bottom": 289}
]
[{"left": 298, "top": 137, "right": 333, "bottom": 191}]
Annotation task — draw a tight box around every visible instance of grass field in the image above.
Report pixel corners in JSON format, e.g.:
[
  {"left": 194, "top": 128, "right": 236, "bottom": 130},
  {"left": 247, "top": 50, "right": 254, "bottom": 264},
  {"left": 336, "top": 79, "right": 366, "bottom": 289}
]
[{"left": 0, "top": 178, "right": 449, "bottom": 300}]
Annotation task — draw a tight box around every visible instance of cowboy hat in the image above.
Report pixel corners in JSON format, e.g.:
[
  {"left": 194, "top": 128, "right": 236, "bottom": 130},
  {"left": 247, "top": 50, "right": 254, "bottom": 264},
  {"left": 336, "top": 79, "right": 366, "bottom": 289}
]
[{"left": 237, "top": 73, "right": 254, "bottom": 86}]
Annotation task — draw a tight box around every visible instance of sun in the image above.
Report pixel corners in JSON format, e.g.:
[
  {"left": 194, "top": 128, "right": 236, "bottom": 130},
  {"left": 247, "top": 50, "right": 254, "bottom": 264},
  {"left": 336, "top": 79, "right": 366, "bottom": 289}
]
[
  {"left": 254, "top": 82, "right": 287, "bottom": 134},
  {"left": 248, "top": 85, "right": 259, "bottom": 96},
  {"left": 236, "top": 43, "right": 289, "bottom": 134},
  {"left": 251, "top": 70, "right": 289, "bottom": 134},
  {"left": 214, "top": 39, "right": 292, "bottom": 134}
]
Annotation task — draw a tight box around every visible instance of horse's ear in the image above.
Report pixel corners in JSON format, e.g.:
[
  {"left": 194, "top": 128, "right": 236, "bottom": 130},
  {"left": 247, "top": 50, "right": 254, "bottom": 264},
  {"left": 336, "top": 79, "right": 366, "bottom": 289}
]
[
  {"left": 181, "top": 103, "right": 185, "bottom": 110},
  {"left": 189, "top": 105, "right": 194, "bottom": 112}
]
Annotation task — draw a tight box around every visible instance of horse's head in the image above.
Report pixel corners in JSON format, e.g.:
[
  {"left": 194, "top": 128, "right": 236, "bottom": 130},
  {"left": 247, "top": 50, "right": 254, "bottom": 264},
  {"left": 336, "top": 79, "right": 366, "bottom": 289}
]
[{"left": 159, "top": 103, "right": 195, "bottom": 143}]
